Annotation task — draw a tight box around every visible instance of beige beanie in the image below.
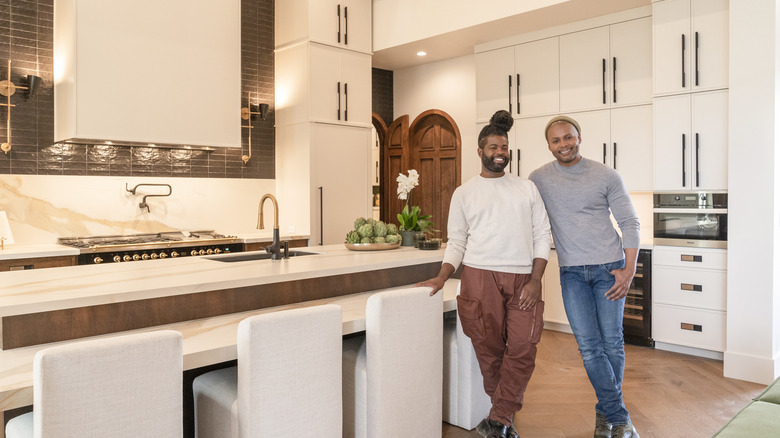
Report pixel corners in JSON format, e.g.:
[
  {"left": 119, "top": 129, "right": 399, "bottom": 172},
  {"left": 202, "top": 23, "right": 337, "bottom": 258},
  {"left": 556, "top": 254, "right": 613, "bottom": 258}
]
[{"left": 544, "top": 115, "right": 581, "bottom": 140}]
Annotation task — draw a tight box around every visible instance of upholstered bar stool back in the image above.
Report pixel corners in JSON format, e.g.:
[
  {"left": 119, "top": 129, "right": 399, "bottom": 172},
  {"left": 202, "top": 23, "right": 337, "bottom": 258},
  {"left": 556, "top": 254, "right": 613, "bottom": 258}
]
[
  {"left": 5, "top": 330, "right": 183, "bottom": 438},
  {"left": 342, "top": 286, "right": 444, "bottom": 438},
  {"left": 193, "top": 304, "right": 343, "bottom": 438},
  {"left": 442, "top": 281, "right": 491, "bottom": 430}
]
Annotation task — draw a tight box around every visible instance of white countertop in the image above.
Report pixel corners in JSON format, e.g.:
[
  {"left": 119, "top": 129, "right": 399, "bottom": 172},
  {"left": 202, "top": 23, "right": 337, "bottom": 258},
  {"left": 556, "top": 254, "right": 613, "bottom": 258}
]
[{"left": 0, "top": 244, "right": 445, "bottom": 317}]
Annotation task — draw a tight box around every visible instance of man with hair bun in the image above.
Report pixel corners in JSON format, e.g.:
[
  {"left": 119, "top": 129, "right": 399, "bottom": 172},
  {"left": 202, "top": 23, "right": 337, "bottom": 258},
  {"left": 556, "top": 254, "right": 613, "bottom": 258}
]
[
  {"left": 529, "top": 115, "right": 641, "bottom": 438},
  {"left": 419, "top": 110, "right": 551, "bottom": 438}
]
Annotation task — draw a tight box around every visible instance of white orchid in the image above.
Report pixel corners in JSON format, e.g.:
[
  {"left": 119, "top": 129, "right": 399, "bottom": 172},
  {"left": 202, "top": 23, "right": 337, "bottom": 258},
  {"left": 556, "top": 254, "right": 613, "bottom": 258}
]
[{"left": 396, "top": 169, "right": 419, "bottom": 200}]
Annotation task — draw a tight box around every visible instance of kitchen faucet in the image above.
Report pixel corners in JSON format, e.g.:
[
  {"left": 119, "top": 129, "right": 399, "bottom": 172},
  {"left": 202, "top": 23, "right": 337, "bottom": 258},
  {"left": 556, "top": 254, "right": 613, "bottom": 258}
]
[{"left": 257, "top": 193, "right": 283, "bottom": 260}]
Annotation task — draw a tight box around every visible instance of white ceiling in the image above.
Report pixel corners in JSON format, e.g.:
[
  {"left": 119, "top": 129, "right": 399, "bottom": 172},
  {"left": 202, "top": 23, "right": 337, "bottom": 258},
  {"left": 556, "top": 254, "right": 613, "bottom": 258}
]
[{"left": 371, "top": 0, "right": 650, "bottom": 71}]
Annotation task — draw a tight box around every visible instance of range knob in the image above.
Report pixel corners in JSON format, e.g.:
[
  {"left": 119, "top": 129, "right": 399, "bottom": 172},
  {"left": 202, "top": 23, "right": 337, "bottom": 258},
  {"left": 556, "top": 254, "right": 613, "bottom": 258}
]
[
  {"left": 206, "top": 248, "right": 214, "bottom": 255},
  {"left": 171, "top": 251, "right": 179, "bottom": 258},
  {"left": 132, "top": 254, "right": 141, "bottom": 261},
  {"left": 159, "top": 252, "right": 168, "bottom": 259},
  {"left": 93, "top": 256, "right": 103, "bottom": 264},
  {"left": 150, "top": 253, "right": 159, "bottom": 259},
  {"left": 191, "top": 250, "right": 199, "bottom": 256},
  {"left": 123, "top": 255, "right": 132, "bottom": 262},
  {"left": 214, "top": 248, "right": 222, "bottom": 254},
  {"left": 198, "top": 249, "right": 206, "bottom": 256},
  {"left": 141, "top": 253, "right": 150, "bottom": 260},
  {"left": 113, "top": 255, "right": 122, "bottom": 263}
]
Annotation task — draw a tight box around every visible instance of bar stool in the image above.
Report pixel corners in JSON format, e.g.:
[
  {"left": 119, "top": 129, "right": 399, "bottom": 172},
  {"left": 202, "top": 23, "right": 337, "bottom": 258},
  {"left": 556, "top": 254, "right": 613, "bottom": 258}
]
[
  {"left": 4, "top": 330, "right": 183, "bottom": 438},
  {"left": 342, "top": 286, "right": 444, "bottom": 438},
  {"left": 442, "top": 282, "right": 492, "bottom": 429},
  {"left": 192, "top": 304, "right": 343, "bottom": 438}
]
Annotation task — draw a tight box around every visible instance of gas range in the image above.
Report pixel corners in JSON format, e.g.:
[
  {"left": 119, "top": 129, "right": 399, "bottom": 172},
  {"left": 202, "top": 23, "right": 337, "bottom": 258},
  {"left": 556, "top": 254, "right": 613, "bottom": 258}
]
[{"left": 58, "top": 230, "right": 243, "bottom": 265}]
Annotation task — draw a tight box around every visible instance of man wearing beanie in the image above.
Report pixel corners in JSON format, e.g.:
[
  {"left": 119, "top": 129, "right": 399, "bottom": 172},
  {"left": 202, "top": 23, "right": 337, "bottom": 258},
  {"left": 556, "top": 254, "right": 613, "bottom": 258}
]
[
  {"left": 529, "top": 115, "right": 641, "bottom": 438},
  {"left": 419, "top": 110, "right": 551, "bottom": 438}
]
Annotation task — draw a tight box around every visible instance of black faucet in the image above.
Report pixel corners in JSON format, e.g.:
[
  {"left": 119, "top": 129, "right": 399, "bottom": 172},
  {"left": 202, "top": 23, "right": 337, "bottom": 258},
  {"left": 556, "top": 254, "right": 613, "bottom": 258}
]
[{"left": 257, "top": 194, "right": 282, "bottom": 260}]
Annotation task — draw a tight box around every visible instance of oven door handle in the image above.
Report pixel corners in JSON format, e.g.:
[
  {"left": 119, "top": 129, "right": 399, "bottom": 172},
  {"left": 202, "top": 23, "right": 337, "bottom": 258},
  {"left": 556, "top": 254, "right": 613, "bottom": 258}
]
[{"left": 652, "top": 208, "right": 728, "bottom": 214}]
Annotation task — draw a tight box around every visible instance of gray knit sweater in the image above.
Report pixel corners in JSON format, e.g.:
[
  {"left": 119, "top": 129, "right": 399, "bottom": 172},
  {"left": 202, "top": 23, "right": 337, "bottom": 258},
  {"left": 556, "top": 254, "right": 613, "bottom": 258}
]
[{"left": 528, "top": 157, "right": 639, "bottom": 267}]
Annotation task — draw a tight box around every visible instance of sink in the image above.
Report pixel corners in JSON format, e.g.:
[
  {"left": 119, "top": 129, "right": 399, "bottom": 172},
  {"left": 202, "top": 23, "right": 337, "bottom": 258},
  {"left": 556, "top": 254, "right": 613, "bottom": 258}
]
[{"left": 206, "top": 250, "right": 319, "bottom": 262}]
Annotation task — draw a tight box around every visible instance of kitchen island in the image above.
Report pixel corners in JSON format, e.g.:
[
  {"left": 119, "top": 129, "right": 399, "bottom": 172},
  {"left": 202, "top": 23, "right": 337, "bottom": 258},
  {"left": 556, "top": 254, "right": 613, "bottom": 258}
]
[{"left": 0, "top": 244, "right": 454, "bottom": 435}]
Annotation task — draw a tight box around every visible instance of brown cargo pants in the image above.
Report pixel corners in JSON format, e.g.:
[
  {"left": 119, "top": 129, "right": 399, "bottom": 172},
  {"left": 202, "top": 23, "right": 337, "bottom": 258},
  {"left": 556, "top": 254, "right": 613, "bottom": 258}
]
[{"left": 457, "top": 265, "right": 545, "bottom": 426}]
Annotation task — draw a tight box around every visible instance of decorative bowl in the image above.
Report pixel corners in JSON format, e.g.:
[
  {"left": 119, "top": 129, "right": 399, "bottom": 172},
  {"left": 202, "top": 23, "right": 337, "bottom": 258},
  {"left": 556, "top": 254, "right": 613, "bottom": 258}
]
[{"left": 344, "top": 242, "right": 402, "bottom": 251}]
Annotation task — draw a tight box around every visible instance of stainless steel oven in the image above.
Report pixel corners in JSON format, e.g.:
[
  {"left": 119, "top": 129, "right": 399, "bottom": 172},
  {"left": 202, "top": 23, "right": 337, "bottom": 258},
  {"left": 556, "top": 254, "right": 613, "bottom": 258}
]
[{"left": 653, "top": 192, "right": 727, "bottom": 248}]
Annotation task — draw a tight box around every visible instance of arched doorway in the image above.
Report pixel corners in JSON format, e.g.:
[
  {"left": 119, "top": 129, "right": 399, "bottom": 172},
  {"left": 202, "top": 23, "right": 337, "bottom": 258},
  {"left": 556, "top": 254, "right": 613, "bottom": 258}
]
[{"left": 380, "top": 110, "right": 461, "bottom": 242}]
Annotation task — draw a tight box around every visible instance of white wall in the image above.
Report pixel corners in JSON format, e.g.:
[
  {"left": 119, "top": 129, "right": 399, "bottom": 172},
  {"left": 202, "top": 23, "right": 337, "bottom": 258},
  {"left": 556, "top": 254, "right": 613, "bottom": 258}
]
[
  {"left": 0, "top": 175, "right": 277, "bottom": 245},
  {"left": 393, "top": 54, "right": 481, "bottom": 178},
  {"left": 724, "top": 0, "right": 780, "bottom": 385}
]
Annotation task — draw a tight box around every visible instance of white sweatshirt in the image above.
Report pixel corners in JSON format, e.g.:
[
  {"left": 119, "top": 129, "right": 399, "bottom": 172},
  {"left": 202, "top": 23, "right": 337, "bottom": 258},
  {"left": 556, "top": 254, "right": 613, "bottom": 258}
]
[{"left": 442, "top": 173, "right": 551, "bottom": 274}]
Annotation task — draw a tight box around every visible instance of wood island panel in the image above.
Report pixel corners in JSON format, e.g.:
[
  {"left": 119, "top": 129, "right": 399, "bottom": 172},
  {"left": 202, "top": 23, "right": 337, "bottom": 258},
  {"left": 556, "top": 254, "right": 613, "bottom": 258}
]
[
  {"left": 0, "top": 261, "right": 441, "bottom": 350},
  {"left": 0, "top": 256, "right": 76, "bottom": 272}
]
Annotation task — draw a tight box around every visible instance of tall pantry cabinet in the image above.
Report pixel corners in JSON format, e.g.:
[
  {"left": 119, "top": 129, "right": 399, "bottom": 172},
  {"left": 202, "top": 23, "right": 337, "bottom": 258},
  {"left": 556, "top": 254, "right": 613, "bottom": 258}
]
[{"left": 275, "top": 0, "right": 373, "bottom": 245}]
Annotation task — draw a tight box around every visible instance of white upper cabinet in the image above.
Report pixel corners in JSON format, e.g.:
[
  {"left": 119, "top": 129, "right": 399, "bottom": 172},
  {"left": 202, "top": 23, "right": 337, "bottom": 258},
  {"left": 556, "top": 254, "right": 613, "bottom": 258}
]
[
  {"left": 559, "top": 17, "right": 652, "bottom": 112},
  {"left": 475, "top": 37, "right": 560, "bottom": 122},
  {"left": 653, "top": 90, "right": 728, "bottom": 191},
  {"left": 276, "top": 42, "right": 371, "bottom": 127},
  {"left": 570, "top": 106, "right": 654, "bottom": 192},
  {"left": 512, "top": 116, "right": 555, "bottom": 179},
  {"left": 276, "top": 0, "right": 371, "bottom": 54},
  {"left": 652, "top": 0, "right": 729, "bottom": 95}
]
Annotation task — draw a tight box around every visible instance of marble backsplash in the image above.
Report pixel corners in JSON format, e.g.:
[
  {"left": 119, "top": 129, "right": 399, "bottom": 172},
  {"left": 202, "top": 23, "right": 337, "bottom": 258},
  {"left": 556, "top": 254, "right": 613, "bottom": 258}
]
[{"left": 0, "top": 175, "right": 277, "bottom": 245}]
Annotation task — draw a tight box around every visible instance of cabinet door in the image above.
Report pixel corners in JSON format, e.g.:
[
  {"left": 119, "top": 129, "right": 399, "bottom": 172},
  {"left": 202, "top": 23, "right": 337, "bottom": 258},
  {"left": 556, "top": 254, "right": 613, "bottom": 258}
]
[
  {"left": 654, "top": 94, "right": 691, "bottom": 191},
  {"left": 568, "top": 110, "right": 610, "bottom": 167},
  {"left": 611, "top": 105, "right": 653, "bottom": 192},
  {"left": 690, "top": 0, "right": 729, "bottom": 91},
  {"left": 309, "top": 0, "right": 371, "bottom": 54},
  {"left": 691, "top": 90, "right": 728, "bottom": 191},
  {"left": 475, "top": 47, "right": 515, "bottom": 122},
  {"left": 514, "top": 37, "right": 560, "bottom": 117},
  {"left": 309, "top": 44, "right": 343, "bottom": 123},
  {"left": 652, "top": 0, "right": 691, "bottom": 95},
  {"left": 610, "top": 17, "right": 652, "bottom": 106},
  {"left": 313, "top": 124, "right": 371, "bottom": 245},
  {"left": 340, "top": 49, "right": 372, "bottom": 125},
  {"left": 514, "top": 116, "right": 554, "bottom": 178},
  {"left": 543, "top": 251, "right": 568, "bottom": 325},
  {"left": 559, "top": 26, "right": 610, "bottom": 112}
]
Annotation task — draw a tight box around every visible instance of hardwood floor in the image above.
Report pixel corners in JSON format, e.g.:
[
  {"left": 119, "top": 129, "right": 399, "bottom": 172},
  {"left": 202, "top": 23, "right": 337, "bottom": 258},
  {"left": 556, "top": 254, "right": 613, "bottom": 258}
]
[{"left": 441, "top": 329, "right": 766, "bottom": 437}]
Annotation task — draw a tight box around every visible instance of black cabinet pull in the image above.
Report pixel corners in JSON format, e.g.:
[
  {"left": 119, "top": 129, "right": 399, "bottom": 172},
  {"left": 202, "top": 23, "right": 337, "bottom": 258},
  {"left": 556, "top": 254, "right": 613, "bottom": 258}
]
[
  {"left": 516, "top": 148, "right": 520, "bottom": 176},
  {"left": 507, "top": 75, "right": 512, "bottom": 114},
  {"left": 695, "top": 132, "right": 700, "bottom": 187},
  {"left": 516, "top": 74, "right": 521, "bottom": 114},
  {"left": 681, "top": 34, "right": 686, "bottom": 88},
  {"left": 344, "top": 6, "right": 348, "bottom": 46},
  {"left": 695, "top": 32, "right": 699, "bottom": 86},
  {"left": 337, "top": 5, "right": 341, "bottom": 44},
  {"left": 602, "top": 58, "right": 607, "bottom": 104},
  {"left": 681, "top": 133, "right": 686, "bottom": 187},
  {"left": 508, "top": 149, "right": 513, "bottom": 173},
  {"left": 344, "top": 82, "right": 348, "bottom": 121},
  {"left": 612, "top": 57, "right": 617, "bottom": 103},
  {"left": 602, "top": 143, "right": 607, "bottom": 164},
  {"left": 337, "top": 81, "right": 341, "bottom": 120},
  {"left": 613, "top": 142, "right": 617, "bottom": 170},
  {"left": 319, "top": 186, "right": 324, "bottom": 245}
]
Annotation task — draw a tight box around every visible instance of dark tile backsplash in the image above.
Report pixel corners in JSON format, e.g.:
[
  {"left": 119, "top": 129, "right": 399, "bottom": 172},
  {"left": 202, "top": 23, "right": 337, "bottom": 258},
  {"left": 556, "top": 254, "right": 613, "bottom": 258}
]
[
  {"left": 0, "top": 0, "right": 275, "bottom": 179},
  {"left": 372, "top": 68, "right": 393, "bottom": 126}
]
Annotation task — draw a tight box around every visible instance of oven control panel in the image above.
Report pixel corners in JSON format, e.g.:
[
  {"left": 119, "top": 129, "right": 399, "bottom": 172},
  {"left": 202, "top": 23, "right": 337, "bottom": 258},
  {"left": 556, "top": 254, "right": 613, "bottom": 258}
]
[{"left": 78, "top": 243, "right": 244, "bottom": 265}]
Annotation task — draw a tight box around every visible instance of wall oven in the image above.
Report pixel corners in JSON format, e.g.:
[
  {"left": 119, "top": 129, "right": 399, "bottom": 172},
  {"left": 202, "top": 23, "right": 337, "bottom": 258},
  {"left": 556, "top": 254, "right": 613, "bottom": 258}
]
[{"left": 653, "top": 192, "right": 727, "bottom": 248}]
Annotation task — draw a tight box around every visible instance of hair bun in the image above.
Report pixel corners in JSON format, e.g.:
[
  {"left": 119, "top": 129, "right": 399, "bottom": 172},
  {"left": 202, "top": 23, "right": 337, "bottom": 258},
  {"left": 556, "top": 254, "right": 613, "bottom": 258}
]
[{"left": 490, "top": 110, "right": 513, "bottom": 133}]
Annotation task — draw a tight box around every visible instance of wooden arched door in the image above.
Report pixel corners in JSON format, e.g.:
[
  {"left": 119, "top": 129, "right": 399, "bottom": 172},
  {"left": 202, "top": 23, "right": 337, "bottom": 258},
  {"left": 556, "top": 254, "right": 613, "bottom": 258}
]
[
  {"left": 408, "top": 110, "right": 461, "bottom": 242},
  {"left": 381, "top": 115, "right": 409, "bottom": 226}
]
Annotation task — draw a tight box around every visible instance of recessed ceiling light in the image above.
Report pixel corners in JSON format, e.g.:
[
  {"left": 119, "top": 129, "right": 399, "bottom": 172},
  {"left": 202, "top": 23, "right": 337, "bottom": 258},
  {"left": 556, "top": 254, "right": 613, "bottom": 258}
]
[{"left": 417, "top": 51, "right": 427, "bottom": 57}]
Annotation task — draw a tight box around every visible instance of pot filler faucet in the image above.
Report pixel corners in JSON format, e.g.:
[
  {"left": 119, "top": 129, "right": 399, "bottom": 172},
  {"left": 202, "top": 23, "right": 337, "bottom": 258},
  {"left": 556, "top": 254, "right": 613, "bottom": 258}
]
[{"left": 257, "top": 193, "right": 284, "bottom": 260}]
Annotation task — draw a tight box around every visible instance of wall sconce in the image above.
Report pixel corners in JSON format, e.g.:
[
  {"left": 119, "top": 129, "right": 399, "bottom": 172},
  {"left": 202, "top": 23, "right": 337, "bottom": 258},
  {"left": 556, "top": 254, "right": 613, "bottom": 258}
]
[
  {"left": 241, "top": 92, "right": 269, "bottom": 164},
  {"left": 0, "top": 60, "right": 42, "bottom": 154},
  {"left": 0, "top": 211, "right": 14, "bottom": 250}
]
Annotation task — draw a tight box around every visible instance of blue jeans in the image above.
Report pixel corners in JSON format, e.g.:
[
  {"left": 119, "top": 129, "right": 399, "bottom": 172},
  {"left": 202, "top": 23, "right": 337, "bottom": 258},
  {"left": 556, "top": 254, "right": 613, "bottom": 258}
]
[{"left": 560, "top": 260, "right": 630, "bottom": 426}]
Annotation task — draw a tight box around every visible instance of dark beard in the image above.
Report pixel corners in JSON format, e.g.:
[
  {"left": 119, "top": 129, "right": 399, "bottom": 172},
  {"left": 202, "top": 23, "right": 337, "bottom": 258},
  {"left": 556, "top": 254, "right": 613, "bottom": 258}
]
[{"left": 482, "top": 153, "right": 508, "bottom": 173}]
